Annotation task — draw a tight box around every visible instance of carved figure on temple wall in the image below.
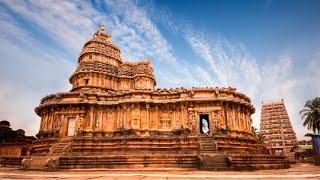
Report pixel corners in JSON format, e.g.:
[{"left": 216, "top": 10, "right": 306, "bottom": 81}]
[
  {"left": 95, "top": 117, "right": 100, "bottom": 128},
  {"left": 76, "top": 116, "right": 83, "bottom": 134},
  {"left": 212, "top": 110, "right": 220, "bottom": 130},
  {"left": 86, "top": 115, "right": 90, "bottom": 127},
  {"left": 220, "top": 108, "right": 225, "bottom": 128},
  {"left": 175, "top": 109, "right": 180, "bottom": 127},
  {"left": 133, "top": 119, "right": 138, "bottom": 126},
  {"left": 188, "top": 111, "right": 197, "bottom": 132},
  {"left": 150, "top": 119, "right": 155, "bottom": 128},
  {"left": 54, "top": 115, "right": 62, "bottom": 130},
  {"left": 102, "top": 110, "right": 107, "bottom": 130},
  {"left": 235, "top": 113, "right": 239, "bottom": 129}
]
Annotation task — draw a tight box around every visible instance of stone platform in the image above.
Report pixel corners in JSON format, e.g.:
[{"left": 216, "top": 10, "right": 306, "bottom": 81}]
[{"left": 1, "top": 130, "right": 290, "bottom": 171}]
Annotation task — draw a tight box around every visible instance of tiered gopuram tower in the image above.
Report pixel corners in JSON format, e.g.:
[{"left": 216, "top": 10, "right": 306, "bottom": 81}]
[
  {"left": 260, "top": 100, "right": 297, "bottom": 156},
  {"left": 19, "top": 25, "right": 289, "bottom": 171}
]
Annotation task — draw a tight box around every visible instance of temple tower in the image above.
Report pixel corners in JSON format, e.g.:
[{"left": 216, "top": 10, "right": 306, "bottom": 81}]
[
  {"left": 260, "top": 99, "right": 297, "bottom": 156},
  {"left": 69, "top": 25, "right": 156, "bottom": 92}
]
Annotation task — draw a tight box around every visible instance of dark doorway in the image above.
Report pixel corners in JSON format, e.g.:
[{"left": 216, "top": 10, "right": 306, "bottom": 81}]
[
  {"left": 21, "top": 147, "right": 28, "bottom": 156},
  {"left": 199, "top": 114, "right": 209, "bottom": 134}
]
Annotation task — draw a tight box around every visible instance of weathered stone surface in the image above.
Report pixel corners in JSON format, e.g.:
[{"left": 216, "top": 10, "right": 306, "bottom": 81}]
[{"left": 0, "top": 120, "right": 35, "bottom": 157}]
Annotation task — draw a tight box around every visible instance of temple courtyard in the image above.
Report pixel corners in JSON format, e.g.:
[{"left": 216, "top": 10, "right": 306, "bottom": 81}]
[{"left": 0, "top": 163, "right": 319, "bottom": 179}]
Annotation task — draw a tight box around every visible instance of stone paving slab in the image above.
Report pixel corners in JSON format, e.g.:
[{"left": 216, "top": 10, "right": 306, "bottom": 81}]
[{"left": 0, "top": 163, "right": 319, "bottom": 179}]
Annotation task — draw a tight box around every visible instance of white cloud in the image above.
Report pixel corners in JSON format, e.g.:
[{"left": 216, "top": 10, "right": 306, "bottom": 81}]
[
  {"left": 0, "top": 37, "right": 73, "bottom": 136},
  {"left": 183, "top": 26, "right": 319, "bottom": 140},
  {"left": 3, "top": 0, "right": 177, "bottom": 63},
  {"left": 184, "top": 28, "right": 261, "bottom": 98}
]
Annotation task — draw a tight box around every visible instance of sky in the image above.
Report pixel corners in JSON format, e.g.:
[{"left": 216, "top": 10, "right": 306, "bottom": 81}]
[{"left": 0, "top": 0, "right": 319, "bottom": 140}]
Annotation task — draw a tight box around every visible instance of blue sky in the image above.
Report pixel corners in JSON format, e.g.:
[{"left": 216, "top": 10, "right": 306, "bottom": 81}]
[{"left": 0, "top": 0, "right": 319, "bottom": 140}]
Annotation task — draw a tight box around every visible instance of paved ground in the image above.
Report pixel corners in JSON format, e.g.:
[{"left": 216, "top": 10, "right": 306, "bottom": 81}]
[{"left": 0, "top": 163, "right": 320, "bottom": 179}]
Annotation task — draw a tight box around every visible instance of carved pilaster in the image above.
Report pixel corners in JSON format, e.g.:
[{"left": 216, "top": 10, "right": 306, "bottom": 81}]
[
  {"left": 99, "top": 107, "right": 103, "bottom": 129},
  {"left": 146, "top": 103, "right": 150, "bottom": 129},
  {"left": 123, "top": 104, "right": 127, "bottom": 129},
  {"left": 50, "top": 108, "right": 54, "bottom": 130},
  {"left": 155, "top": 105, "right": 159, "bottom": 129},
  {"left": 181, "top": 104, "right": 185, "bottom": 128},
  {"left": 224, "top": 103, "right": 229, "bottom": 129},
  {"left": 89, "top": 105, "right": 95, "bottom": 130},
  {"left": 117, "top": 106, "right": 120, "bottom": 129}
]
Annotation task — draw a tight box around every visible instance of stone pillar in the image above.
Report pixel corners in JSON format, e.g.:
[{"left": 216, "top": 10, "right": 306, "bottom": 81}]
[
  {"left": 224, "top": 103, "right": 229, "bottom": 129},
  {"left": 60, "top": 114, "right": 65, "bottom": 136},
  {"left": 230, "top": 105, "right": 235, "bottom": 130},
  {"left": 239, "top": 107, "right": 243, "bottom": 131},
  {"left": 137, "top": 103, "right": 141, "bottom": 129},
  {"left": 237, "top": 106, "right": 241, "bottom": 130},
  {"left": 123, "top": 104, "right": 127, "bottom": 129},
  {"left": 130, "top": 104, "right": 135, "bottom": 128},
  {"left": 117, "top": 106, "right": 120, "bottom": 129},
  {"left": 40, "top": 111, "right": 45, "bottom": 131},
  {"left": 181, "top": 104, "right": 185, "bottom": 128},
  {"left": 173, "top": 105, "right": 176, "bottom": 128},
  {"left": 99, "top": 107, "right": 103, "bottom": 129},
  {"left": 89, "top": 106, "right": 94, "bottom": 130},
  {"left": 155, "top": 105, "right": 159, "bottom": 129},
  {"left": 105, "top": 107, "right": 109, "bottom": 131},
  {"left": 245, "top": 110, "right": 250, "bottom": 132},
  {"left": 50, "top": 108, "right": 54, "bottom": 130},
  {"left": 146, "top": 103, "right": 150, "bottom": 129},
  {"left": 209, "top": 110, "right": 213, "bottom": 135}
]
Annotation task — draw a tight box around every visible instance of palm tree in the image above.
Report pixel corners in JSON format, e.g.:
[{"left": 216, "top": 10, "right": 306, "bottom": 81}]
[
  {"left": 257, "top": 133, "right": 266, "bottom": 145},
  {"left": 251, "top": 126, "right": 265, "bottom": 144},
  {"left": 252, "top": 126, "right": 257, "bottom": 136},
  {"left": 300, "top": 97, "right": 320, "bottom": 133}
]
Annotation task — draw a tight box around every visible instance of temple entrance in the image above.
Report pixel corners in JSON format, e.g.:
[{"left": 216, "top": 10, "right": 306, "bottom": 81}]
[
  {"left": 67, "top": 117, "right": 76, "bottom": 136},
  {"left": 199, "top": 114, "right": 209, "bottom": 134}
]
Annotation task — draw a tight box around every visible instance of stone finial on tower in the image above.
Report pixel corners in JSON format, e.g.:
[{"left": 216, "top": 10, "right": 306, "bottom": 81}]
[{"left": 100, "top": 24, "right": 105, "bottom": 32}]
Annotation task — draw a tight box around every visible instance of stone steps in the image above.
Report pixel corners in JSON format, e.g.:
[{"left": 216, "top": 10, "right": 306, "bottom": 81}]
[
  {"left": 228, "top": 154, "right": 290, "bottom": 170},
  {"left": 49, "top": 141, "right": 72, "bottom": 155},
  {"left": 59, "top": 155, "right": 198, "bottom": 169},
  {"left": 199, "top": 137, "right": 216, "bottom": 153},
  {"left": 0, "top": 157, "right": 24, "bottom": 167},
  {"left": 198, "top": 155, "right": 229, "bottom": 170}
]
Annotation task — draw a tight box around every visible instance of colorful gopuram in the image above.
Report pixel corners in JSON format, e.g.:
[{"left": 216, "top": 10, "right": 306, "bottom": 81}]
[
  {"left": 260, "top": 100, "right": 297, "bottom": 158},
  {"left": 18, "top": 25, "right": 289, "bottom": 170}
]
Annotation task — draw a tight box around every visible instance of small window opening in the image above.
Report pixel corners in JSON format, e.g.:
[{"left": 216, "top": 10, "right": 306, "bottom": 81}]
[{"left": 84, "top": 79, "right": 89, "bottom": 85}]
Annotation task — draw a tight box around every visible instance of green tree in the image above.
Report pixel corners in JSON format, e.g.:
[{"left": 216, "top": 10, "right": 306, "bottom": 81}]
[
  {"left": 257, "top": 133, "right": 265, "bottom": 145},
  {"left": 252, "top": 126, "right": 257, "bottom": 136},
  {"left": 300, "top": 97, "right": 320, "bottom": 133},
  {"left": 251, "top": 126, "right": 265, "bottom": 144}
]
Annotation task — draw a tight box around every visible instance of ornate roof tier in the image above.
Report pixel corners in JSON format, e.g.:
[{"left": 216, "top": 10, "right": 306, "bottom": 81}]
[{"left": 69, "top": 25, "right": 156, "bottom": 92}]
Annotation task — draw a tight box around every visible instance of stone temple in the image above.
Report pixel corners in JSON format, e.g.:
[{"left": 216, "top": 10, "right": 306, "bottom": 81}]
[{"left": 19, "top": 25, "right": 288, "bottom": 170}]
